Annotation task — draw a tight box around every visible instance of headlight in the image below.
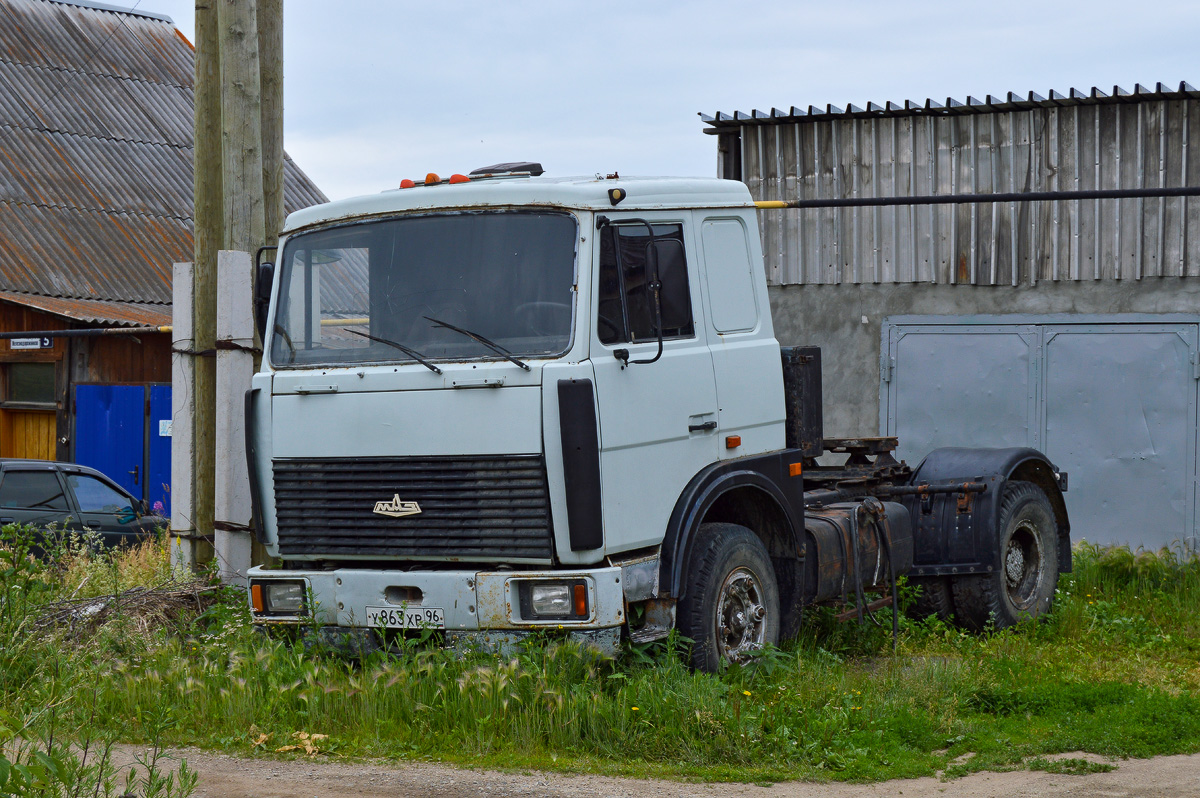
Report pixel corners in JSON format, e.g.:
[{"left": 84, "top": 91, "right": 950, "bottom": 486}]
[
  {"left": 531, "top": 584, "right": 572, "bottom": 616},
  {"left": 518, "top": 579, "right": 589, "bottom": 621},
  {"left": 250, "top": 579, "right": 308, "bottom": 617}
]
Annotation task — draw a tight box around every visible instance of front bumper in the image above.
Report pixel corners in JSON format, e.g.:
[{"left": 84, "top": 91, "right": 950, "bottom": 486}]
[{"left": 246, "top": 564, "right": 625, "bottom": 632}]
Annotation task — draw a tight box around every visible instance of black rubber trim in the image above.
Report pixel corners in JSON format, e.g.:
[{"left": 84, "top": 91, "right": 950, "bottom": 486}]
[
  {"left": 245, "top": 388, "right": 267, "bottom": 544},
  {"left": 660, "top": 451, "right": 806, "bottom": 600},
  {"left": 557, "top": 379, "right": 603, "bottom": 551}
]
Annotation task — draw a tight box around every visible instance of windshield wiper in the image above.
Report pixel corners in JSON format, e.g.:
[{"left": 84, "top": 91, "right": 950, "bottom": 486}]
[
  {"left": 343, "top": 329, "right": 442, "bottom": 374},
  {"left": 423, "top": 315, "right": 531, "bottom": 371}
]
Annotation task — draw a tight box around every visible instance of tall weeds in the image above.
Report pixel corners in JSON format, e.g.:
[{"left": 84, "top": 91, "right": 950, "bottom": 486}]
[{"left": 2, "top": 526, "right": 1200, "bottom": 784}]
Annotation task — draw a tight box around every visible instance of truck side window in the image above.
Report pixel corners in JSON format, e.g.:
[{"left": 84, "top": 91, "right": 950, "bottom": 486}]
[{"left": 597, "top": 223, "right": 694, "bottom": 345}]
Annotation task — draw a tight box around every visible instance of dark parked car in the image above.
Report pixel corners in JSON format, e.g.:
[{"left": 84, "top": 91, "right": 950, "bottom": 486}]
[{"left": 0, "top": 459, "right": 165, "bottom": 547}]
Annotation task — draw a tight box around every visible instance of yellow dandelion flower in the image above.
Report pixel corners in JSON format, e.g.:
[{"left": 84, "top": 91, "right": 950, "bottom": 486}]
[
  {"left": 743, "top": 690, "right": 752, "bottom": 697},
  {"left": 631, "top": 706, "right": 639, "bottom": 711}
]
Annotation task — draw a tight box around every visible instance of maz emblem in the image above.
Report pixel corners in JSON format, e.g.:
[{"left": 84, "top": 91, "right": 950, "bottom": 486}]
[{"left": 373, "top": 494, "right": 422, "bottom": 518}]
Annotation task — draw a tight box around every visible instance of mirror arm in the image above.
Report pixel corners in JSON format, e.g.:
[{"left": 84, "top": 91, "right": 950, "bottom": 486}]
[{"left": 629, "top": 228, "right": 664, "bottom": 365}]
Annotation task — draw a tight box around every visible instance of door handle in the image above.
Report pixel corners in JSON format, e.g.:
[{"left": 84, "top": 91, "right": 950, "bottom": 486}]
[
  {"left": 128, "top": 465, "right": 139, "bottom": 485},
  {"left": 688, "top": 420, "right": 717, "bottom": 433}
]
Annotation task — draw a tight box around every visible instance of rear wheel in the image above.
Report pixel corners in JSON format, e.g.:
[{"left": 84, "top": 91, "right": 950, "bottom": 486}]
[
  {"left": 907, "top": 575, "right": 955, "bottom": 622},
  {"left": 951, "top": 480, "right": 1059, "bottom": 631},
  {"left": 678, "top": 522, "right": 780, "bottom": 672}
]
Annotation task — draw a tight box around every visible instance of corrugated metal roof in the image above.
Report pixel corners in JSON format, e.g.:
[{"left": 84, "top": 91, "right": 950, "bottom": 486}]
[
  {"left": 0, "top": 0, "right": 328, "bottom": 319},
  {"left": 702, "top": 82, "right": 1200, "bottom": 128},
  {"left": 0, "top": 290, "right": 170, "bottom": 325}
]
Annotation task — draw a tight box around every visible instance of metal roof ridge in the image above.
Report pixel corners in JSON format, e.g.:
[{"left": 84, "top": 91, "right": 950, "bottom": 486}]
[
  {"left": 702, "top": 81, "right": 1196, "bottom": 126},
  {"left": 41, "top": 0, "right": 174, "bottom": 24}
]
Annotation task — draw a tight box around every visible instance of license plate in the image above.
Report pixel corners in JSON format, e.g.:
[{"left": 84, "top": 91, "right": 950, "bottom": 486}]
[{"left": 365, "top": 605, "right": 445, "bottom": 629}]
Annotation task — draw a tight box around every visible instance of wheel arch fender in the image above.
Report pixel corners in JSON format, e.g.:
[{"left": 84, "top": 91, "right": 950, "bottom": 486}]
[
  {"left": 659, "top": 453, "right": 806, "bottom": 603},
  {"left": 909, "top": 447, "right": 1071, "bottom": 573}
]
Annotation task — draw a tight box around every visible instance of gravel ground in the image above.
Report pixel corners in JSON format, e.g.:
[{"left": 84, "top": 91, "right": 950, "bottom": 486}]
[{"left": 109, "top": 746, "right": 1200, "bottom": 798}]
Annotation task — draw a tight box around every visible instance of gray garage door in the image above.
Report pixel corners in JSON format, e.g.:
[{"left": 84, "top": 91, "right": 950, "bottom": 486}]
[{"left": 881, "top": 315, "right": 1199, "bottom": 551}]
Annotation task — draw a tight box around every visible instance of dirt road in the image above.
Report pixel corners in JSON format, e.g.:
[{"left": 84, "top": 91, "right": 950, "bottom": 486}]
[{"left": 111, "top": 746, "right": 1198, "bottom": 798}]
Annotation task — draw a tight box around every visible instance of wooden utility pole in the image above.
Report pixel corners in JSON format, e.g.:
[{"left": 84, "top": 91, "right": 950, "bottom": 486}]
[
  {"left": 258, "top": 0, "right": 284, "bottom": 248},
  {"left": 191, "top": 0, "right": 282, "bottom": 574},
  {"left": 192, "top": 0, "right": 223, "bottom": 557},
  {"left": 218, "top": 0, "right": 266, "bottom": 253}
]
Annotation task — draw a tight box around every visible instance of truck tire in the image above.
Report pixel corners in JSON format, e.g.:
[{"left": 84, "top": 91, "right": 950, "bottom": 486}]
[
  {"left": 907, "top": 576, "right": 955, "bottom": 622},
  {"left": 950, "top": 480, "right": 1059, "bottom": 631},
  {"left": 678, "top": 522, "right": 780, "bottom": 672}
]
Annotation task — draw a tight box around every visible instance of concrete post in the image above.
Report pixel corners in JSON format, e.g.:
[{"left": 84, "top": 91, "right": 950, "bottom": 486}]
[
  {"left": 214, "top": 250, "right": 255, "bottom": 582},
  {"left": 170, "top": 261, "right": 197, "bottom": 569}
]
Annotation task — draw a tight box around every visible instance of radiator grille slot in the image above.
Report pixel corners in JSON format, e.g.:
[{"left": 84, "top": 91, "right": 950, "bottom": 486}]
[{"left": 272, "top": 455, "right": 554, "bottom": 560}]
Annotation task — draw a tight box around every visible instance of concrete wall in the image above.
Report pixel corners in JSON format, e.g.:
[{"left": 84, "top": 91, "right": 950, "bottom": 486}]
[{"left": 769, "top": 279, "right": 1200, "bottom": 437}]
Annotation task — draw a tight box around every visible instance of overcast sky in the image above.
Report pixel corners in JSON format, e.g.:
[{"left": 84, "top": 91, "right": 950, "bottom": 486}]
[{"left": 143, "top": 0, "right": 1200, "bottom": 202}]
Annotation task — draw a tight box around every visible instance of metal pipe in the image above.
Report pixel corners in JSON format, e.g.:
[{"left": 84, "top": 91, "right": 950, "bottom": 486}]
[
  {"left": 754, "top": 184, "right": 1200, "bottom": 210},
  {"left": 0, "top": 327, "right": 171, "bottom": 339}
]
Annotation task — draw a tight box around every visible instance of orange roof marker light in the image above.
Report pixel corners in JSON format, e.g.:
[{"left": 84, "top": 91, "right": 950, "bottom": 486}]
[
  {"left": 399, "top": 178, "right": 415, "bottom": 189},
  {"left": 425, "top": 173, "right": 442, "bottom": 185},
  {"left": 449, "top": 174, "right": 470, "bottom": 184}
]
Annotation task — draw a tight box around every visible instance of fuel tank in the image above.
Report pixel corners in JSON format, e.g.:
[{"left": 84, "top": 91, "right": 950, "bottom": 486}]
[{"left": 802, "top": 499, "right": 913, "bottom": 604}]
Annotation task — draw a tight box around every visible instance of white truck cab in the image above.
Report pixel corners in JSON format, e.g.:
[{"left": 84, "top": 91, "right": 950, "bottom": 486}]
[{"left": 247, "top": 167, "right": 1071, "bottom": 670}]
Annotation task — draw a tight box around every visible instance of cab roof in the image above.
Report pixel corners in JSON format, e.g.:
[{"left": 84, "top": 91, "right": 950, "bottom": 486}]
[{"left": 281, "top": 175, "right": 754, "bottom": 234}]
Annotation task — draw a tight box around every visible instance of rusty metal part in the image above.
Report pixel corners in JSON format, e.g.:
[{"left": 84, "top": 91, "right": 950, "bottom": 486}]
[
  {"left": 627, "top": 597, "right": 675, "bottom": 644},
  {"left": 834, "top": 595, "right": 894, "bottom": 622}
]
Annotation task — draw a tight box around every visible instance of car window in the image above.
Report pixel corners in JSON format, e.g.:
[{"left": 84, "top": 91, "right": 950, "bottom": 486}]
[
  {"left": 67, "top": 474, "right": 130, "bottom": 513},
  {"left": 0, "top": 471, "right": 69, "bottom": 510}
]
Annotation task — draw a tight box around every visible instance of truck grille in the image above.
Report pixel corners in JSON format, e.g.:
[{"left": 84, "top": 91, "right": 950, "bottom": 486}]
[{"left": 272, "top": 455, "right": 554, "bottom": 560}]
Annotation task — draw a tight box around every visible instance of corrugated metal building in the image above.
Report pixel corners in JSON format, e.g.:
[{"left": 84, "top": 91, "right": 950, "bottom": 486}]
[
  {"left": 704, "top": 84, "right": 1200, "bottom": 549},
  {"left": 0, "top": 0, "right": 326, "bottom": 507}
]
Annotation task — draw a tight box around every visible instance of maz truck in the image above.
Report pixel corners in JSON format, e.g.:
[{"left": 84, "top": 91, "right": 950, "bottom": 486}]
[{"left": 245, "top": 164, "right": 1070, "bottom": 671}]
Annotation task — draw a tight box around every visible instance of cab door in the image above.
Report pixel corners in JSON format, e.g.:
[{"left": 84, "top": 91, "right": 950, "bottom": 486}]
[{"left": 589, "top": 213, "right": 719, "bottom": 554}]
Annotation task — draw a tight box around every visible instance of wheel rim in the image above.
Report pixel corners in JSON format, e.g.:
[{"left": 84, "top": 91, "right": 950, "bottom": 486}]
[
  {"left": 1004, "top": 520, "right": 1044, "bottom": 610},
  {"left": 715, "top": 566, "right": 767, "bottom": 662}
]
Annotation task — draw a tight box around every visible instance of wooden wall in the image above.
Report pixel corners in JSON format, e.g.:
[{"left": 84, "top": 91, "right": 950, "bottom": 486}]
[{"left": 0, "top": 301, "right": 171, "bottom": 461}]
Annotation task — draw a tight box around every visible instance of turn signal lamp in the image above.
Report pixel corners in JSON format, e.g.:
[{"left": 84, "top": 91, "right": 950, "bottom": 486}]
[
  {"left": 789, "top": 462, "right": 803, "bottom": 477},
  {"left": 425, "top": 172, "right": 441, "bottom": 185},
  {"left": 573, "top": 584, "right": 587, "bottom": 617},
  {"left": 725, "top": 435, "right": 742, "bottom": 449},
  {"left": 250, "top": 583, "right": 264, "bottom": 612}
]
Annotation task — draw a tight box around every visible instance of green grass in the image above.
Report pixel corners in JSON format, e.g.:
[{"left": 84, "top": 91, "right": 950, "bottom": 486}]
[{"left": 3, "top": 529, "right": 1200, "bottom": 787}]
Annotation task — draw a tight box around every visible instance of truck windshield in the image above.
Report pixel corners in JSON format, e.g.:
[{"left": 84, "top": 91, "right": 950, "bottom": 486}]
[{"left": 270, "top": 211, "right": 578, "bottom": 367}]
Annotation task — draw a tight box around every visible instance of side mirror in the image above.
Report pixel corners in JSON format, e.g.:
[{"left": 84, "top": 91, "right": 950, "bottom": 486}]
[{"left": 254, "top": 261, "right": 274, "bottom": 340}]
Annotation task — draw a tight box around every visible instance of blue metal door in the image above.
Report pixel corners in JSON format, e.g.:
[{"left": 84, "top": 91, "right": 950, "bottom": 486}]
[
  {"left": 147, "top": 385, "right": 171, "bottom": 516},
  {"left": 74, "top": 385, "right": 145, "bottom": 498}
]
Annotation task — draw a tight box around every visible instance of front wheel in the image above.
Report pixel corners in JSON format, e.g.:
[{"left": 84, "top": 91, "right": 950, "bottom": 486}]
[
  {"left": 951, "top": 480, "right": 1059, "bottom": 631},
  {"left": 678, "top": 522, "right": 780, "bottom": 672}
]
